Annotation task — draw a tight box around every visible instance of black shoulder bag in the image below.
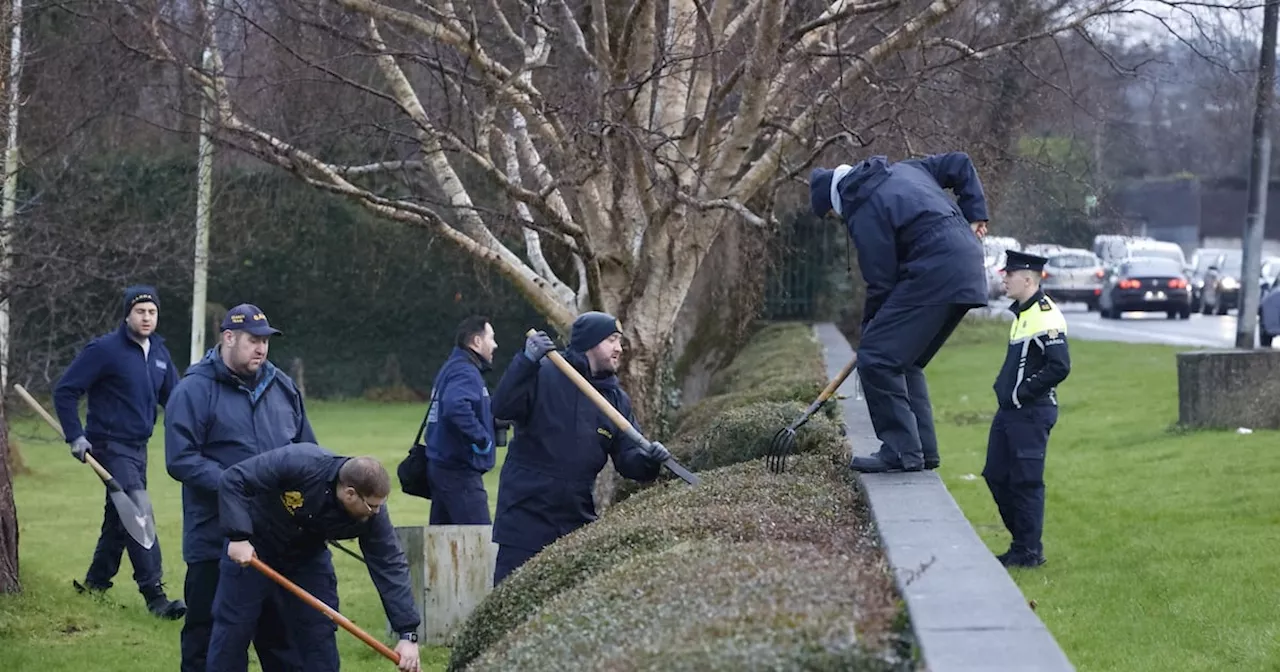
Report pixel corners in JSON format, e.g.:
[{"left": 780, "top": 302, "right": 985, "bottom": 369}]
[{"left": 396, "top": 396, "right": 435, "bottom": 500}]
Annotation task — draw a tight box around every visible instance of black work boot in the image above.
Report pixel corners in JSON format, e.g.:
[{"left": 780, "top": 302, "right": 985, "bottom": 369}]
[
  {"left": 1000, "top": 552, "right": 1046, "bottom": 569},
  {"left": 924, "top": 456, "right": 941, "bottom": 470},
  {"left": 850, "top": 455, "right": 922, "bottom": 473},
  {"left": 73, "top": 579, "right": 110, "bottom": 594},
  {"left": 141, "top": 584, "right": 188, "bottom": 620}
]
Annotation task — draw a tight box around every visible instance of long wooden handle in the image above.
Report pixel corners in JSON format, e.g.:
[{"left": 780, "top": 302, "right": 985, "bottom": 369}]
[
  {"left": 816, "top": 356, "right": 858, "bottom": 404},
  {"left": 13, "top": 383, "right": 114, "bottom": 482},
  {"left": 249, "top": 556, "right": 401, "bottom": 664},
  {"left": 526, "top": 329, "right": 640, "bottom": 439}
]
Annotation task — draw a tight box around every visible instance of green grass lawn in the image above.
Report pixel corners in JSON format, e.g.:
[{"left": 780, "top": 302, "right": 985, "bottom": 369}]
[
  {"left": 0, "top": 399, "right": 504, "bottom": 671},
  {"left": 929, "top": 320, "right": 1280, "bottom": 671}
]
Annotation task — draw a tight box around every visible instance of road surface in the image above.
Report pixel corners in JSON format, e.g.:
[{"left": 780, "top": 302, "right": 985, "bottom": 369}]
[{"left": 978, "top": 301, "right": 1265, "bottom": 348}]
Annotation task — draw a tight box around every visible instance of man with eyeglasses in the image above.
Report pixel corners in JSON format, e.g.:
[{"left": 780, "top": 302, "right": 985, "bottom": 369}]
[{"left": 209, "top": 442, "right": 422, "bottom": 672}]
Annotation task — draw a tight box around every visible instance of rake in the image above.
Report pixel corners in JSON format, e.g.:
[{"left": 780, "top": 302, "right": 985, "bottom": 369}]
[{"left": 766, "top": 356, "right": 857, "bottom": 474}]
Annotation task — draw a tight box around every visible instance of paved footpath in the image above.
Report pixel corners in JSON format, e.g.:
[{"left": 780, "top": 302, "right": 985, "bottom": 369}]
[{"left": 814, "top": 323, "right": 1076, "bottom": 672}]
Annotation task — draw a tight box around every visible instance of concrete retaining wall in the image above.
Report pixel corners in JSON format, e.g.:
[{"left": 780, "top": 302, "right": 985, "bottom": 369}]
[{"left": 814, "top": 323, "right": 1075, "bottom": 671}]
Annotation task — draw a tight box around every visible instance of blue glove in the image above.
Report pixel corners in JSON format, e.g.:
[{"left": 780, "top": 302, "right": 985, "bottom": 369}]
[
  {"left": 523, "top": 331, "right": 556, "bottom": 362},
  {"left": 641, "top": 440, "right": 671, "bottom": 465},
  {"left": 69, "top": 436, "right": 92, "bottom": 463}
]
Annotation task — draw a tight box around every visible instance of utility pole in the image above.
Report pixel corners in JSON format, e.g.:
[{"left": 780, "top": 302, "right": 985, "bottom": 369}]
[
  {"left": 1238, "top": 0, "right": 1280, "bottom": 349},
  {"left": 190, "top": 0, "right": 217, "bottom": 366}
]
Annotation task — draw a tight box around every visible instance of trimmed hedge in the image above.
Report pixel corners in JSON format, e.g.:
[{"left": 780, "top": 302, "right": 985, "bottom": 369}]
[
  {"left": 450, "top": 457, "right": 907, "bottom": 670},
  {"left": 448, "top": 323, "right": 905, "bottom": 671}
]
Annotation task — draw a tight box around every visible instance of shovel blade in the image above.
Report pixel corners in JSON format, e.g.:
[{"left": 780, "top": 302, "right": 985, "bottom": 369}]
[{"left": 107, "top": 487, "right": 156, "bottom": 550}]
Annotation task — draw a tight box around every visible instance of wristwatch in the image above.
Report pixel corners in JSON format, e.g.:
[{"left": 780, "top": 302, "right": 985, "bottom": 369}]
[{"left": 399, "top": 631, "right": 418, "bottom": 643}]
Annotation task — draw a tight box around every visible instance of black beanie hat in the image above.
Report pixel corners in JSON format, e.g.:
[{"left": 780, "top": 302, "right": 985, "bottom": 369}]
[
  {"left": 569, "top": 311, "right": 622, "bottom": 352},
  {"left": 123, "top": 285, "right": 160, "bottom": 316}
]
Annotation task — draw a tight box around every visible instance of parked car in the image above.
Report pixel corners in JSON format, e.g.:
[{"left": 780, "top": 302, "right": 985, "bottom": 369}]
[
  {"left": 1189, "top": 248, "right": 1234, "bottom": 312},
  {"left": 1040, "top": 248, "right": 1105, "bottom": 310},
  {"left": 1201, "top": 250, "right": 1244, "bottom": 315},
  {"left": 1024, "top": 243, "right": 1066, "bottom": 258},
  {"left": 1121, "top": 239, "right": 1188, "bottom": 269},
  {"left": 1098, "top": 257, "right": 1192, "bottom": 320},
  {"left": 1093, "top": 234, "right": 1154, "bottom": 266}
]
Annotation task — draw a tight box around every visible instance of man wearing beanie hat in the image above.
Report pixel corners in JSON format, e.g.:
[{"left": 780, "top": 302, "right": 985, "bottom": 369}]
[
  {"left": 488, "top": 311, "right": 670, "bottom": 584},
  {"left": 809, "top": 152, "right": 990, "bottom": 473},
  {"left": 53, "top": 284, "right": 187, "bottom": 619}
]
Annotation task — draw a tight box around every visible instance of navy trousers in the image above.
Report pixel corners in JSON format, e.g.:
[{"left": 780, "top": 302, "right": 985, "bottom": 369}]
[
  {"left": 427, "top": 463, "right": 492, "bottom": 525},
  {"left": 181, "top": 559, "right": 296, "bottom": 672},
  {"left": 856, "top": 302, "right": 972, "bottom": 468},
  {"left": 983, "top": 406, "right": 1057, "bottom": 557},
  {"left": 207, "top": 551, "right": 339, "bottom": 672},
  {"left": 493, "top": 545, "right": 539, "bottom": 586},
  {"left": 83, "top": 440, "right": 164, "bottom": 591}
]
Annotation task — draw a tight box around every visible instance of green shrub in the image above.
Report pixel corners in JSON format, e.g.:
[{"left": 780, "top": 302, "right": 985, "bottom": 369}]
[
  {"left": 448, "top": 455, "right": 895, "bottom": 671},
  {"left": 704, "top": 323, "right": 828, "bottom": 398},
  {"left": 469, "top": 540, "right": 908, "bottom": 671}
]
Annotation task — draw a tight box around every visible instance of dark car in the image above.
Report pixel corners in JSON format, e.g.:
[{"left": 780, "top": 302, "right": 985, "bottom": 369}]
[
  {"left": 1099, "top": 257, "right": 1192, "bottom": 320},
  {"left": 1201, "top": 251, "right": 1244, "bottom": 315}
]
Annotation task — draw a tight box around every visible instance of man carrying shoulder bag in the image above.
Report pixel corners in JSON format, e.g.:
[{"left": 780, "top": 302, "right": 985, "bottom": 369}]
[{"left": 398, "top": 317, "right": 505, "bottom": 526}]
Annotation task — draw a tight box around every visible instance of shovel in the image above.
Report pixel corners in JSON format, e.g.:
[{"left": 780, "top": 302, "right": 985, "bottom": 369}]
[
  {"left": 527, "top": 329, "right": 700, "bottom": 486},
  {"left": 249, "top": 556, "right": 401, "bottom": 665},
  {"left": 12, "top": 384, "right": 158, "bottom": 550},
  {"left": 766, "top": 355, "right": 857, "bottom": 474}
]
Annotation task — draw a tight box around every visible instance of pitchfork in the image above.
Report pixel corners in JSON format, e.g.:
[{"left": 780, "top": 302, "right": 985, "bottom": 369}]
[{"left": 766, "top": 356, "right": 857, "bottom": 474}]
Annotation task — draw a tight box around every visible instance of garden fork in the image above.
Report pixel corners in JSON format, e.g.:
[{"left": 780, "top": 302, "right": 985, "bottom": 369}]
[{"left": 766, "top": 355, "right": 857, "bottom": 474}]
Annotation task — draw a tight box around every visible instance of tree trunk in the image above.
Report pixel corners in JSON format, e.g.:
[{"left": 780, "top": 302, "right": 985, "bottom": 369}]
[{"left": 0, "top": 399, "right": 20, "bottom": 593}]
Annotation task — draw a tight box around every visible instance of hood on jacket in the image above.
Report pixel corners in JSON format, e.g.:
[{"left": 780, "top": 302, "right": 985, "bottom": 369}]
[{"left": 810, "top": 156, "right": 893, "bottom": 220}]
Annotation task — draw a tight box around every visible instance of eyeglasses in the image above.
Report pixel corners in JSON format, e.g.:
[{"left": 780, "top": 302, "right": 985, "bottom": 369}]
[{"left": 348, "top": 488, "right": 382, "bottom": 514}]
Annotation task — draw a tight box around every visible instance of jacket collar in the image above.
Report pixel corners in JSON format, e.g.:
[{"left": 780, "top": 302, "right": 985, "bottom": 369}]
[
  {"left": 564, "top": 349, "right": 620, "bottom": 390},
  {"left": 1009, "top": 289, "right": 1046, "bottom": 315},
  {"left": 116, "top": 321, "right": 162, "bottom": 348},
  {"left": 452, "top": 346, "right": 492, "bottom": 373}
]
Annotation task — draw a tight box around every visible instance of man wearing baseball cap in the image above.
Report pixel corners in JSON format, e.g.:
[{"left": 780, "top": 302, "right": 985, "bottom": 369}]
[
  {"left": 164, "top": 303, "right": 313, "bottom": 671},
  {"left": 488, "top": 311, "right": 670, "bottom": 584},
  {"left": 53, "top": 284, "right": 186, "bottom": 619}
]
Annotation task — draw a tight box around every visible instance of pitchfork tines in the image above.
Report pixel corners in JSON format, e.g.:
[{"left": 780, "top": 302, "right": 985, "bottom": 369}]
[{"left": 765, "top": 356, "right": 857, "bottom": 475}]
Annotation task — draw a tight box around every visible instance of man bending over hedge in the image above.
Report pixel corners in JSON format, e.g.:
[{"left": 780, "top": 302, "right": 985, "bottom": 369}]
[
  {"left": 489, "top": 312, "right": 671, "bottom": 584},
  {"left": 810, "top": 152, "right": 990, "bottom": 473}
]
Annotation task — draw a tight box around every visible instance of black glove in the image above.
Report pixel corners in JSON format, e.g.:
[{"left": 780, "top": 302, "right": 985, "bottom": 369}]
[
  {"left": 69, "top": 436, "right": 92, "bottom": 462},
  {"left": 494, "top": 420, "right": 512, "bottom": 447},
  {"left": 640, "top": 440, "right": 671, "bottom": 465},
  {"left": 523, "top": 331, "right": 556, "bottom": 362}
]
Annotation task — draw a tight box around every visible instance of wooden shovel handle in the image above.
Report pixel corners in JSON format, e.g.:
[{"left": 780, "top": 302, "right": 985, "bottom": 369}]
[
  {"left": 525, "top": 329, "right": 643, "bottom": 443},
  {"left": 13, "top": 383, "right": 114, "bottom": 482},
  {"left": 816, "top": 356, "right": 858, "bottom": 404},
  {"left": 249, "top": 556, "right": 401, "bottom": 664}
]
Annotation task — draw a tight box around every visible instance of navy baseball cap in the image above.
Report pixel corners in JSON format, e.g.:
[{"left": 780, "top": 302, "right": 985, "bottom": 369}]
[{"left": 220, "top": 304, "right": 283, "bottom": 337}]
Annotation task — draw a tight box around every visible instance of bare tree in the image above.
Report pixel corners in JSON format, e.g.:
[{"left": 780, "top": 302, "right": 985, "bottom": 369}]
[{"left": 101, "top": 0, "right": 1137, "bottom": 425}]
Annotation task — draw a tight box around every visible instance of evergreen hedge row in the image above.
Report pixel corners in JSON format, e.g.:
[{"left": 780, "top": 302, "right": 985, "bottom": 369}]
[{"left": 448, "top": 322, "right": 912, "bottom": 671}]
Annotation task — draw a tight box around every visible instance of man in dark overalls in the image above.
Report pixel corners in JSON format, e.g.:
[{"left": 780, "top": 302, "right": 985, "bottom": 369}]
[
  {"left": 986, "top": 250, "right": 1071, "bottom": 569},
  {"left": 53, "top": 285, "right": 186, "bottom": 618},
  {"left": 213, "top": 443, "right": 422, "bottom": 672},
  {"left": 488, "top": 311, "right": 670, "bottom": 584},
  {"left": 810, "top": 152, "right": 991, "bottom": 472}
]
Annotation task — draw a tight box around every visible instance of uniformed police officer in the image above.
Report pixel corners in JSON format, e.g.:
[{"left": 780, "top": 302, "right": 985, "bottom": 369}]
[
  {"left": 986, "top": 250, "right": 1071, "bottom": 569},
  {"left": 810, "top": 152, "right": 991, "bottom": 473},
  {"left": 213, "top": 442, "right": 422, "bottom": 672}
]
